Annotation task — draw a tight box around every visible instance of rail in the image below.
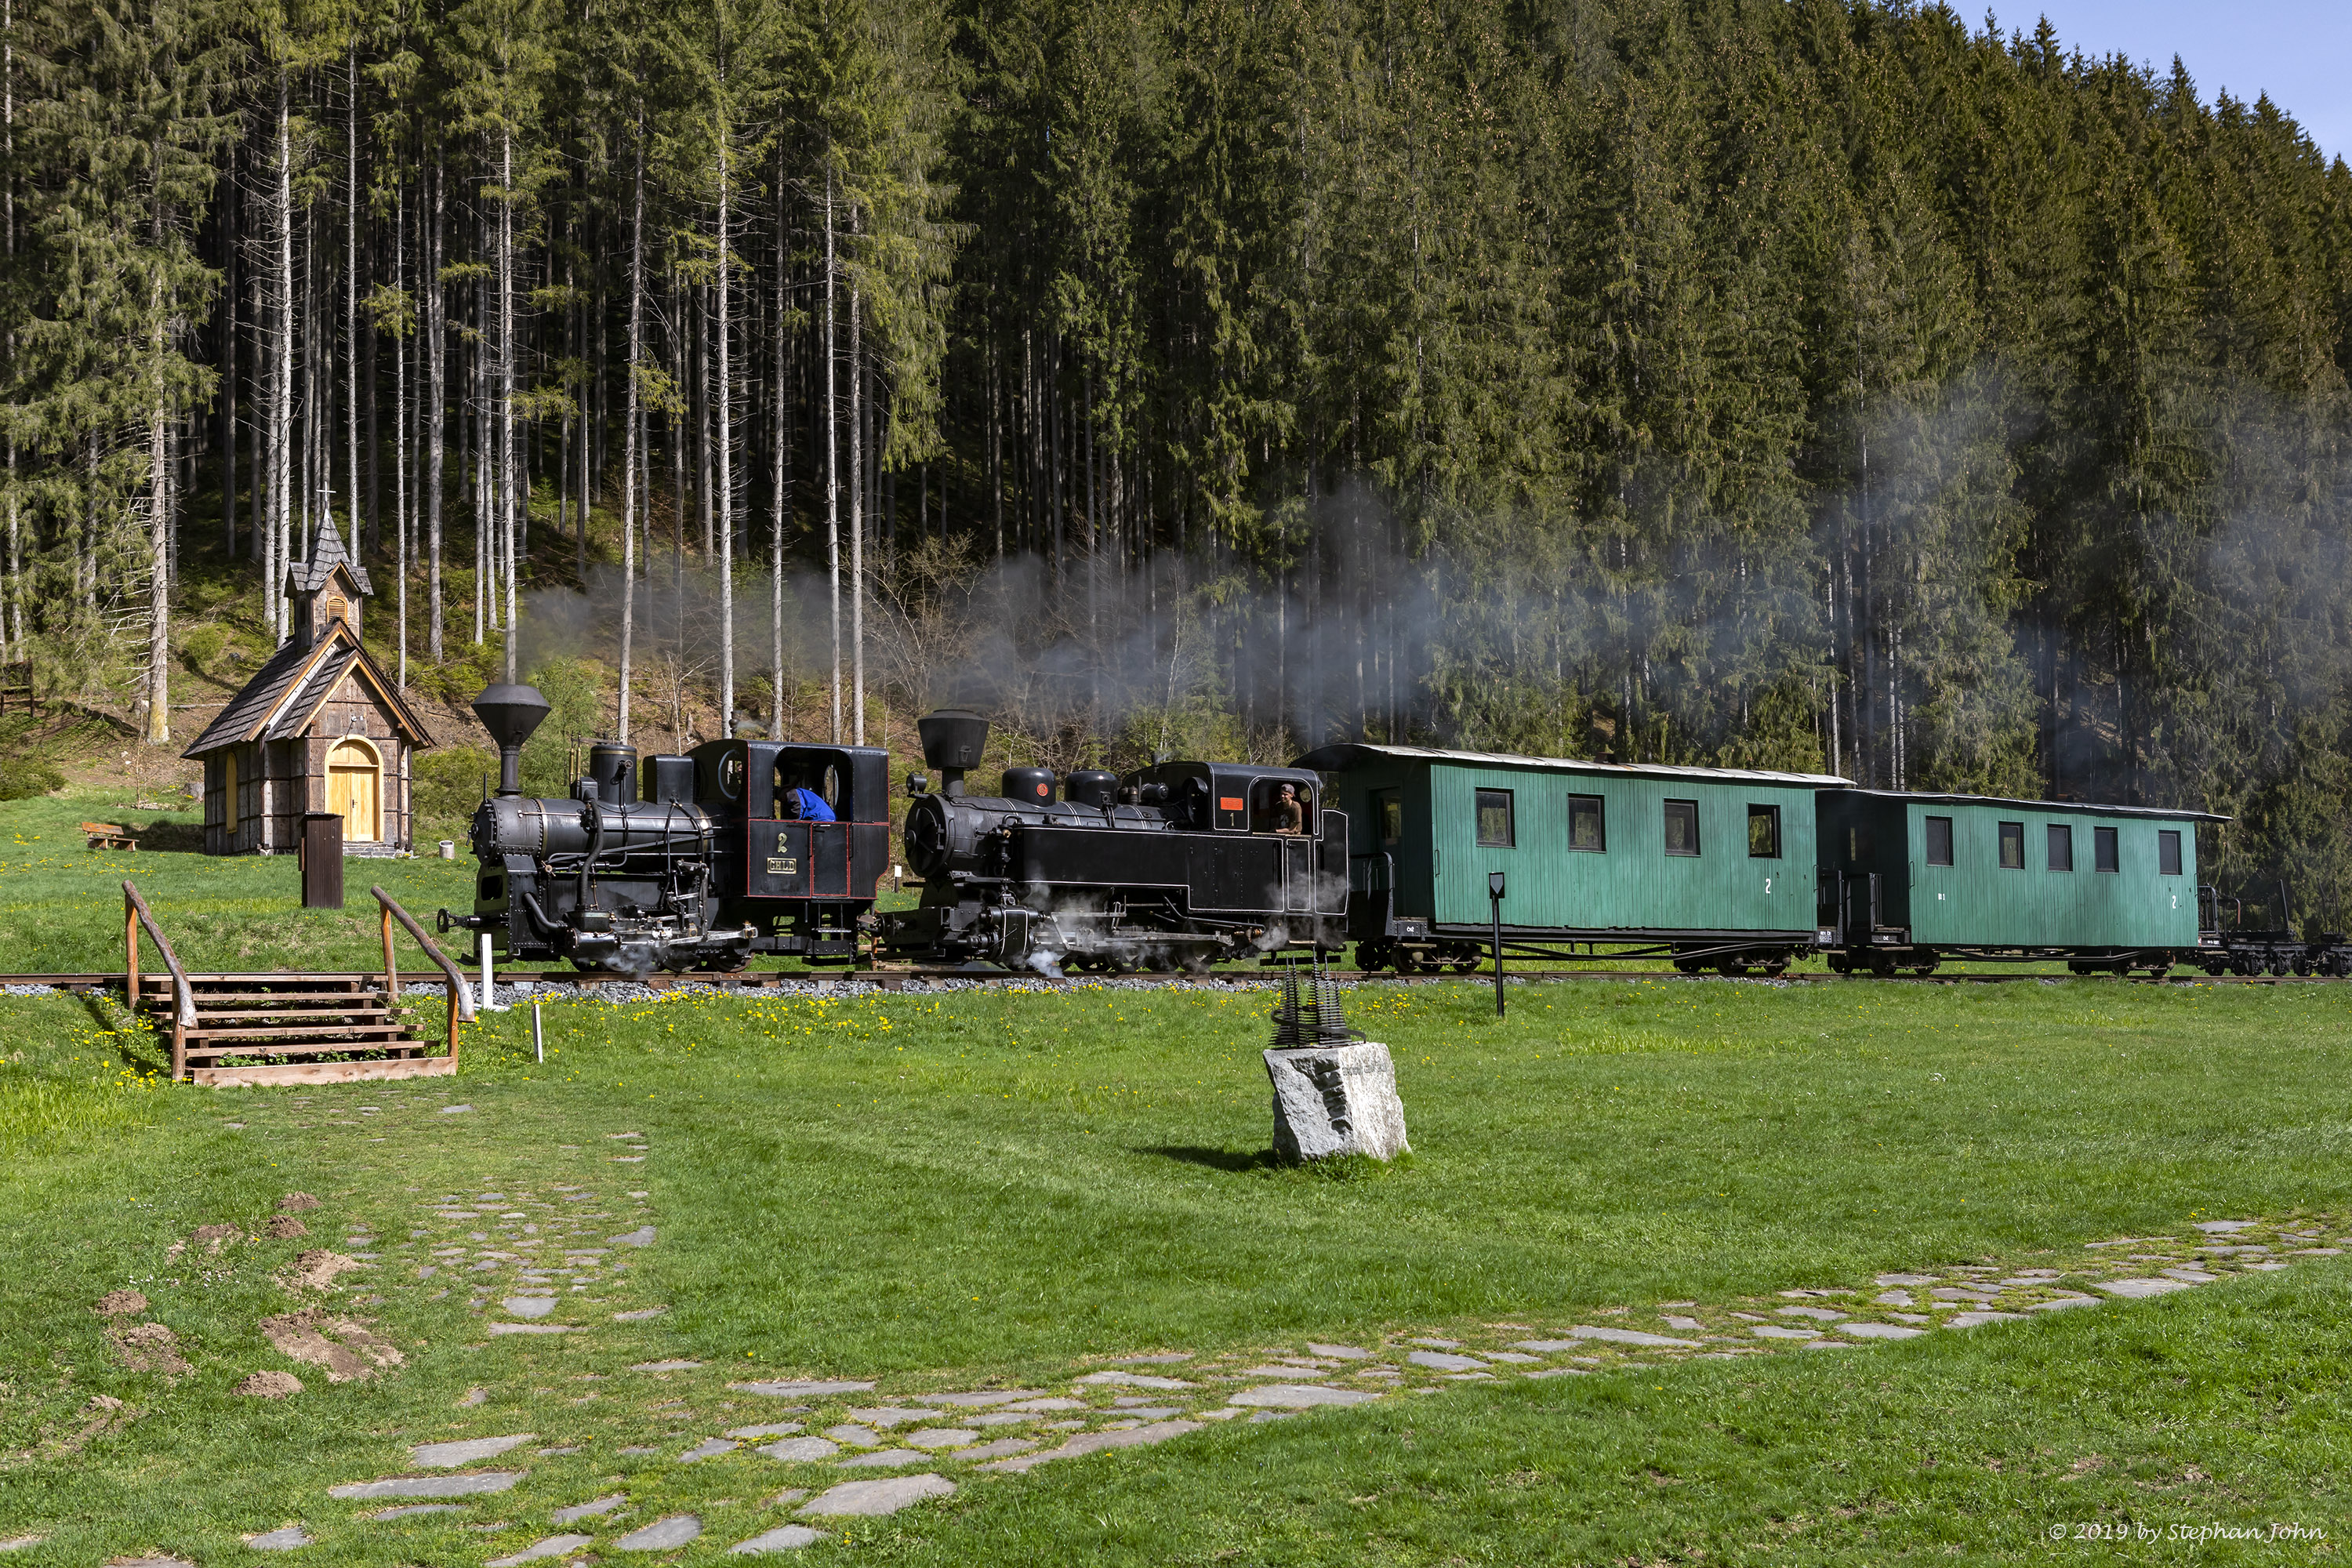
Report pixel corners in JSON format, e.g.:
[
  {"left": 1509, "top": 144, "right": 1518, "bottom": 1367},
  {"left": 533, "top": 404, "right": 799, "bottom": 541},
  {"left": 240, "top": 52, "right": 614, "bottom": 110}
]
[
  {"left": 122, "top": 880, "right": 197, "bottom": 1080},
  {"left": 372, "top": 885, "right": 477, "bottom": 1062}
]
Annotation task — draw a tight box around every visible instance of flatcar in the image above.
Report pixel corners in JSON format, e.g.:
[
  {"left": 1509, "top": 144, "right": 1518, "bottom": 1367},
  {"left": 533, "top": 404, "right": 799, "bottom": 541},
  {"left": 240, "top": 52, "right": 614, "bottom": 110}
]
[
  {"left": 1297, "top": 743, "right": 1846, "bottom": 975},
  {"left": 879, "top": 710, "right": 1348, "bottom": 972}
]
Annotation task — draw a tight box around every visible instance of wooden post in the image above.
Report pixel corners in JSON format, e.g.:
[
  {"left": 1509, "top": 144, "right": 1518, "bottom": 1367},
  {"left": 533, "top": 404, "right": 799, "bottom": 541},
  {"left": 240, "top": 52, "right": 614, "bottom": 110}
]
[
  {"left": 125, "top": 892, "right": 140, "bottom": 1010},
  {"left": 381, "top": 902, "right": 397, "bottom": 1004},
  {"left": 447, "top": 980, "right": 462, "bottom": 1065}
]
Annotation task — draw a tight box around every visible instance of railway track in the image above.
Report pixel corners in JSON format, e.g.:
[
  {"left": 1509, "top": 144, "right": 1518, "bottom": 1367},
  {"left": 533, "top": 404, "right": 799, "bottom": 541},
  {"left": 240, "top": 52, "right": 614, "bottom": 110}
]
[{"left": 6, "top": 966, "right": 2344, "bottom": 993}]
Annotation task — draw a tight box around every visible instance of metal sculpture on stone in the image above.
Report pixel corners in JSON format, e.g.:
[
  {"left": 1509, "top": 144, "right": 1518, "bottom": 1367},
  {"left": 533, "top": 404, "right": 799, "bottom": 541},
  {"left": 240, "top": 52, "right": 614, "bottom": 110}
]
[{"left": 1261, "top": 964, "right": 1410, "bottom": 1163}]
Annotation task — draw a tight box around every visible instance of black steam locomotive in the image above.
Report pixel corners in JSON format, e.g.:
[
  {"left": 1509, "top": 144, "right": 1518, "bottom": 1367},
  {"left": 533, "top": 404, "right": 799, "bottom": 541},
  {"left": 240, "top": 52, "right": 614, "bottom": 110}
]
[
  {"left": 442, "top": 687, "right": 1345, "bottom": 975},
  {"left": 441, "top": 684, "right": 889, "bottom": 973},
  {"left": 878, "top": 710, "right": 1347, "bottom": 972}
]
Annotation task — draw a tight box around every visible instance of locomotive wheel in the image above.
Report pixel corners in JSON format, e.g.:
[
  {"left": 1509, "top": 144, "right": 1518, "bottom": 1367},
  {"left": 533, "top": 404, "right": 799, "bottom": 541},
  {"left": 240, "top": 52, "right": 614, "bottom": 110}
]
[
  {"left": 2292, "top": 956, "right": 2314, "bottom": 978},
  {"left": 2270, "top": 958, "right": 2292, "bottom": 977},
  {"left": 1867, "top": 953, "right": 1898, "bottom": 978}
]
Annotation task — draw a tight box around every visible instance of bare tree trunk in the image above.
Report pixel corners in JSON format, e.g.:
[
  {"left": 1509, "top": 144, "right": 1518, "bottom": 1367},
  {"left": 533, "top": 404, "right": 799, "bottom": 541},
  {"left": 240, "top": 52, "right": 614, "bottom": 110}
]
[
  {"left": 270, "top": 72, "right": 295, "bottom": 642},
  {"left": 849, "top": 250, "right": 864, "bottom": 748},
  {"left": 499, "top": 129, "right": 518, "bottom": 680},
  {"left": 426, "top": 154, "right": 446, "bottom": 664},
  {"left": 146, "top": 281, "right": 171, "bottom": 745},
  {"left": 618, "top": 118, "right": 645, "bottom": 743},
  {"left": 823, "top": 171, "right": 840, "bottom": 742},
  {"left": 395, "top": 180, "right": 408, "bottom": 687},
  {"left": 715, "top": 140, "right": 734, "bottom": 736},
  {"left": 221, "top": 143, "right": 237, "bottom": 557},
  {"left": 344, "top": 48, "right": 360, "bottom": 557},
  {"left": 770, "top": 152, "right": 787, "bottom": 738}
]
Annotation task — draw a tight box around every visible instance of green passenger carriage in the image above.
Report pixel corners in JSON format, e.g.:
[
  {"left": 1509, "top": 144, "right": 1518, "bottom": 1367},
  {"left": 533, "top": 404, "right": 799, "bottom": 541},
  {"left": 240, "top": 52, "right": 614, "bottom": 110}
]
[
  {"left": 1815, "top": 789, "right": 2226, "bottom": 975},
  {"left": 1295, "top": 744, "right": 1848, "bottom": 975}
]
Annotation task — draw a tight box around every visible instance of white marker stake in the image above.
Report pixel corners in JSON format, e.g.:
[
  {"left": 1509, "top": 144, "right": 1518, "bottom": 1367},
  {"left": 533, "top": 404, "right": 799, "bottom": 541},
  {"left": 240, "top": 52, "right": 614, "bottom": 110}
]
[
  {"left": 532, "top": 998, "right": 544, "bottom": 1063},
  {"left": 480, "top": 930, "right": 495, "bottom": 1013}
]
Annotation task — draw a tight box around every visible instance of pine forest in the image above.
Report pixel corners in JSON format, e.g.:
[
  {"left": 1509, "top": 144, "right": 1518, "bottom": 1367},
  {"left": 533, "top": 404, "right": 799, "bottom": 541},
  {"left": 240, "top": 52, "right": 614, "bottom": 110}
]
[{"left": 12, "top": 0, "right": 2352, "bottom": 916}]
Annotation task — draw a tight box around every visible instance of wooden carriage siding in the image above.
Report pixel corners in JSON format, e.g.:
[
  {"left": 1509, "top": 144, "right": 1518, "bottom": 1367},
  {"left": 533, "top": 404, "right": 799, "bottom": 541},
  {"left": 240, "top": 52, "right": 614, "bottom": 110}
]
[
  {"left": 182, "top": 517, "right": 435, "bottom": 856},
  {"left": 1298, "top": 743, "right": 1849, "bottom": 935},
  {"left": 1818, "top": 789, "right": 2227, "bottom": 950}
]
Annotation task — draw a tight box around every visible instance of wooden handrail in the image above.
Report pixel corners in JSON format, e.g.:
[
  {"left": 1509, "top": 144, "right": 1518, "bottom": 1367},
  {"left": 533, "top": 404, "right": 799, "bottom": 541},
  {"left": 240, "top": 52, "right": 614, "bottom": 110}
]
[
  {"left": 123, "top": 880, "right": 196, "bottom": 1080},
  {"left": 371, "top": 885, "right": 476, "bottom": 1063}
]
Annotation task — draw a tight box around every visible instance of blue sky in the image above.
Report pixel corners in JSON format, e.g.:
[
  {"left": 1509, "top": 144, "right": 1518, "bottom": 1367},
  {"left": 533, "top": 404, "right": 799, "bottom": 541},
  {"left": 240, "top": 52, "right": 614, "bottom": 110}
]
[{"left": 2001, "top": 1, "right": 2351, "bottom": 162}]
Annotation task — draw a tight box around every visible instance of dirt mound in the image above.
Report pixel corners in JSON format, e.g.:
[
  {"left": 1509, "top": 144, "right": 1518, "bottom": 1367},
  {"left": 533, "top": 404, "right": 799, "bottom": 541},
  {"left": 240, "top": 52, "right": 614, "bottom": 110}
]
[
  {"left": 276, "top": 1192, "right": 321, "bottom": 1212},
  {"left": 261, "top": 1215, "right": 308, "bottom": 1239},
  {"left": 108, "top": 1322, "right": 191, "bottom": 1377},
  {"left": 192, "top": 1224, "right": 240, "bottom": 1255},
  {"left": 93, "top": 1290, "right": 148, "bottom": 1318},
  {"left": 232, "top": 1370, "right": 303, "bottom": 1398},
  {"left": 258, "top": 1310, "right": 403, "bottom": 1384},
  {"left": 281, "top": 1250, "right": 365, "bottom": 1291}
]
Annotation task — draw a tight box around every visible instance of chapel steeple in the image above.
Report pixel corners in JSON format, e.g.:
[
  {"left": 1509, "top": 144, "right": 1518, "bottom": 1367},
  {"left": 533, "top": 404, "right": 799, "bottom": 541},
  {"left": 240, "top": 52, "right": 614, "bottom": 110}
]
[{"left": 286, "top": 516, "right": 372, "bottom": 651}]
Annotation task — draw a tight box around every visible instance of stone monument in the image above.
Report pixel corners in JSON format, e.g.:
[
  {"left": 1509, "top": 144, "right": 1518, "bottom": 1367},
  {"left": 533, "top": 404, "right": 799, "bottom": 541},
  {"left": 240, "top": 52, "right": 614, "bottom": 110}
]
[{"left": 1262, "top": 967, "right": 1410, "bottom": 1163}]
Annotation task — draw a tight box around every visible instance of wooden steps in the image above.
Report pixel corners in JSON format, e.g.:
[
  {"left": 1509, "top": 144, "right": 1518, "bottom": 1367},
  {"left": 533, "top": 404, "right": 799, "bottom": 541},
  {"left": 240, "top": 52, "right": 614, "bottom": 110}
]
[
  {"left": 125, "top": 882, "right": 476, "bottom": 1087},
  {"left": 133, "top": 973, "right": 450, "bottom": 1084}
]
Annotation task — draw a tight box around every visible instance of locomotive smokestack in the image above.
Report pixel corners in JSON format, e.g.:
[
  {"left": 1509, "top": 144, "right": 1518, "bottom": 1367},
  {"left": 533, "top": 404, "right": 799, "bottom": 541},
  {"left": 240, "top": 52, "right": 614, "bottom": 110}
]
[
  {"left": 473, "top": 684, "right": 552, "bottom": 797},
  {"left": 917, "top": 709, "right": 989, "bottom": 799}
]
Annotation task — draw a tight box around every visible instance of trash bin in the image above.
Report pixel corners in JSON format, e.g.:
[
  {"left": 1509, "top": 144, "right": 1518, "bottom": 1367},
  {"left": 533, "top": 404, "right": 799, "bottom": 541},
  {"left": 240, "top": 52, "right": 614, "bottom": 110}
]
[{"left": 299, "top": 811, "right": 344, "bottom": 909}]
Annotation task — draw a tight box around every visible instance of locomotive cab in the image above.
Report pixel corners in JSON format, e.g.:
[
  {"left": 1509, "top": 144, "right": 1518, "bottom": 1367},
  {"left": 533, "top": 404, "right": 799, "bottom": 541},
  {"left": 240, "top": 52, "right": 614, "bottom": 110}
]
[{"left": 690, "top": 738, "right": 891, "bottom": 962}]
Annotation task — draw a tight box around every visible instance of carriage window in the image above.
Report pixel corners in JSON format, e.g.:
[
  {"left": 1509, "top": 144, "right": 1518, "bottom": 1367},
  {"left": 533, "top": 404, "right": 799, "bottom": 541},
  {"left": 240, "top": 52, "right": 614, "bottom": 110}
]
[
  {"left": 1475, "top": 789, "right": 1514, "bottom": 848},
  {"left": 1747, "top": 804, "right": 1780, "bottom": 858},
  {"left": 1925, "top": 815, "right": 1954, "bottom": 866},
  {"left": 1664, "top": 800, "right": 1700, "bottom": 856},
  {"left": 2047, "top": 824, "right": 2074, "bottom": 872},
  {"left": 2158, "top": 829, "right": 2183, "bottom": 876},
  {"left": 2094, "top": 826, "right": 2119, "bottom": 873},
  {"left": 1568, "top": 794, "right": 1605, "bottom": 851},
  {"left": 1373, "top": 789, "right": 1402, "bottom": 847},
  {"left": 1849, "top": 826, "right": 1873, "bottom": 862},
  {"left": 1998, "top": 821, "right": 2024, "bottom": 869}
]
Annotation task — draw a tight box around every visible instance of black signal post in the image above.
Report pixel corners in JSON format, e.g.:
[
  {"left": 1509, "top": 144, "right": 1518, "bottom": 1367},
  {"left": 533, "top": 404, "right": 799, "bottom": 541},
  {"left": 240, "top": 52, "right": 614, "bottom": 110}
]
[{"left": 1488, "top": 870, "right": 1507, "bottom": 1018}]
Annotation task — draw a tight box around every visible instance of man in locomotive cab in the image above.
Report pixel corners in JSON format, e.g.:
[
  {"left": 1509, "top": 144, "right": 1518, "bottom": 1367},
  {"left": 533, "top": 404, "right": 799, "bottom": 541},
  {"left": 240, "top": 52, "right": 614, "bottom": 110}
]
[
  {"left": 778, "top": 770, "right": 837, "bottom": 822},
  {"left": 1270, "top": 781, "right": 1308, "bottom": 834}
]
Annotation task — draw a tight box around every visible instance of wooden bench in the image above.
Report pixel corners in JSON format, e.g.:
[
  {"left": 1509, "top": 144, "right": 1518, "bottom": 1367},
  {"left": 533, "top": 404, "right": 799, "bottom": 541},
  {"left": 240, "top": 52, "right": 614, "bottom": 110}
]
[
  {"left": 0, "top": 662, "right": 34, "bottom": 717},
  {"left": 83, "top": 821, "right": 137, "bottom": 851}
]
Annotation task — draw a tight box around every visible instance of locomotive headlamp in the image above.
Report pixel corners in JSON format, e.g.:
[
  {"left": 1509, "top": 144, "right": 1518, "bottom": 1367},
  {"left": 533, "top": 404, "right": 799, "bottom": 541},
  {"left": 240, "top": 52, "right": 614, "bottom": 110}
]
[{"left": 906, "top": 771, "right": 931, "bottom": 796}]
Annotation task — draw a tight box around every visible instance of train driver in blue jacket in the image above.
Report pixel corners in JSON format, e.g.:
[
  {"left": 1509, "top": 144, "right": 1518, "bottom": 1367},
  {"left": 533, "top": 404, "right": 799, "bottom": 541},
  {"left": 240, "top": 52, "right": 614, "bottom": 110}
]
[{"left": 780, "top": 780, "right": 837, "bottom": 822}]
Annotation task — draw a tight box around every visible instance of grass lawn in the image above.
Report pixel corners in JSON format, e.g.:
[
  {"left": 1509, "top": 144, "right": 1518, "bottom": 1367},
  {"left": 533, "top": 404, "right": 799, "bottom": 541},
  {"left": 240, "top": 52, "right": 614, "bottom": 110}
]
[{"left": 3, "top": 973, "right": 2350, "bottom": 1563}]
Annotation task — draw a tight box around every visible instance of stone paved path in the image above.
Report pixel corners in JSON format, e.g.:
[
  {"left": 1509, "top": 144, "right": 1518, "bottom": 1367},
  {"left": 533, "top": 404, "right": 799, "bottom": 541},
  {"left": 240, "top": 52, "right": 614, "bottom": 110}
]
[{"left": 76, "top": 1149, "right": 2351, "bottom": 1562}]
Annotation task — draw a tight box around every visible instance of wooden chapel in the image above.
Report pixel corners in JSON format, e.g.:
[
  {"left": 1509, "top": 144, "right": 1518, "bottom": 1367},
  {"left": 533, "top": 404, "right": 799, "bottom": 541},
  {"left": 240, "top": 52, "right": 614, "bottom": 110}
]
[{"left": 183, "top": 517, "right": 435, "bottom": 855}]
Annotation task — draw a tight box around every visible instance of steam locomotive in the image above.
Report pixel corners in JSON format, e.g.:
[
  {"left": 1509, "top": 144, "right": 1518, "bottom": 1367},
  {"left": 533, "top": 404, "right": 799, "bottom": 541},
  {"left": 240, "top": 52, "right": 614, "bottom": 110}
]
[
  {"left": 880, "top": 710, "right": 1347, "bottom": 971},
  {"left": 441, "top": 686, "right": 1345, "bottom": 975}
]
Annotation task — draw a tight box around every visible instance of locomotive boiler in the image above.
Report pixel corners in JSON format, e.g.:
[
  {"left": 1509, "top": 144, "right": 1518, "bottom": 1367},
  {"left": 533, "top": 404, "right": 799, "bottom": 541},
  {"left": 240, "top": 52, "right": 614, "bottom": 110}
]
[
  {"left": 880, "top": 710, "right": 1348, "bottom": 972},
  {"left": 439, "top": 684, "right": 888, "bottom": 973}
]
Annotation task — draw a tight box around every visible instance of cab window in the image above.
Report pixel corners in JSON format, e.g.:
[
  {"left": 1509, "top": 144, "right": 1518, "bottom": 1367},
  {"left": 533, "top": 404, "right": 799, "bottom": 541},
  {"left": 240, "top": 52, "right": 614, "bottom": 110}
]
[{"left": 1247, "top": 779, "right": 1311, "bottom": 833}]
